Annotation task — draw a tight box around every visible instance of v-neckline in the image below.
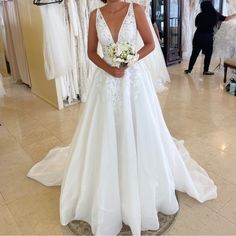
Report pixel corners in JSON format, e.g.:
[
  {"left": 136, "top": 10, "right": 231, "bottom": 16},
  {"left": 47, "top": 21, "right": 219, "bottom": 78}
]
[{"left": 98, "top": 3, "right": 131, "bottom": 44}]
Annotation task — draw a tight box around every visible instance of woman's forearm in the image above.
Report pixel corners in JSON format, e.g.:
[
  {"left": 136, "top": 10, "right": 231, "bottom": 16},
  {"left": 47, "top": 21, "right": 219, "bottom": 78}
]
[
  {"left": 225, "top": 13, "right": 236, "bottom": 21},
  {"left": 88, "top": 51, "right": 111, "bottom": 73},
  {"left": 138, "top": 42, "right": 155, "bottom": 61}
]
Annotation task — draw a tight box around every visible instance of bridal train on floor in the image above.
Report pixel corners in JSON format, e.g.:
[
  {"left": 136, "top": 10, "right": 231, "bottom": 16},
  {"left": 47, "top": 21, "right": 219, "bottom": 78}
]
[
  {"left": 0, "top": 73, "right": 5, "bottom": 97},
  {"left": 28, "top": 3, "right": 217, "bottom": 236}
]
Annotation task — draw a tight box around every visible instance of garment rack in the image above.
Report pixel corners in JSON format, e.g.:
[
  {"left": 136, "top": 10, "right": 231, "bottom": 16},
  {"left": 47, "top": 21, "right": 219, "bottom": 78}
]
[{"left": 33, "top": 0, "right": 63, "bottom": 6}]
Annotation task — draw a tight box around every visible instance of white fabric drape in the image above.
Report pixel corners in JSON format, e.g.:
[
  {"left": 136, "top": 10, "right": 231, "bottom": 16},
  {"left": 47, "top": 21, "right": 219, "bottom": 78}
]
[
  {"left": 27, "top": 5, "right": 217, "bottom": 234},
  {"left": 40, "top": 3, "right": 72, "bottom": 80},
  {"left": 87, "top": 0, "right": 104, "bottom": 12},
  {"left": 227, "top": 0, "right": 236, "bottom": 15},
  {"left": 1, "top": 1, "right": 31, "bottom": 86},
  {"left": 0, "top": 5, "right": 7, "bottom": 76},
  {"left": 76, "top": 0, "right": 94, "bottom": 102},
  {"left": 214, "top": 21, "right": 236, "bottom": 61},
  {"left": 39, "top": 0, "right": 101, "bottom": 104},
  {"left": 213, "top": 0, "right": 236, "bottom": 63},
  {"left": 40, "top": 1, "right": 82, "bottom": 103},
  {"left": 1, "top": 2, "right": 20, "bottom": 82},
  {"left": 0, "top": 72, "right": 5, "bottom": 97}
]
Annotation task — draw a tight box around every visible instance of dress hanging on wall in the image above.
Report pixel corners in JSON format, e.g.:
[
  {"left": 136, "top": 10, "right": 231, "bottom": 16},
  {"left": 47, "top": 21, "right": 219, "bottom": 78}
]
[
  {"left": 38, "top": 0, "right": 101, "bottom": 104},
  {"left": 87, "top": 0, "right": 104, "bottom": 12},
  {"left": 75, "top": 0, "right": 96, "bottom": 102},
  {"left": 182, "top": 0, "right": 200, "bottom": 60},
  {"left": 27, "top": 5, "right": 217, "bottom": 234},
  {"left": 0, "top": 0, "right": 31, "bottom": 86},
  {"left": 227, "top": 0, "right": 236, "bottom": 14},
  {"left": 182, "top": 0, "right": 192, "bottom": 59},
  {"left": 40, "top": 1, "right": 82, "bottom": 103},
  {"left": 40, "top": 3, "right": 72, "bottom": 79},
  {"left": 213, "top": 0, "right": 236, "bottom": 65}
]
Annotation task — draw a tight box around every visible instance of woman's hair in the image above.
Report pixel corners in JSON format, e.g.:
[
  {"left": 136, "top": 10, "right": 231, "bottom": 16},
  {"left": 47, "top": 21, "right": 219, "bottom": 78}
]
[
  {"left": 200, "top": 1, "right": 218, "bottom": 25},
  {"left": 100, "top": 0, "right": 107, "bottom": 3}
]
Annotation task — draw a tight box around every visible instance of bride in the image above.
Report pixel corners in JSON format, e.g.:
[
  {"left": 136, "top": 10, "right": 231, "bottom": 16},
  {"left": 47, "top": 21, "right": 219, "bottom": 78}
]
[
  {"left": 0, "top": 73, "right": 5, "bottom": 97},
  {"left": 28, "top": 0, "right": 217, "bottom": 235}
]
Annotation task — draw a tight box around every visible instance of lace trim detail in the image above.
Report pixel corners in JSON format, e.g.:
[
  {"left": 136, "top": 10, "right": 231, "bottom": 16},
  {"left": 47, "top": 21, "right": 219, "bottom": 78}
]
[{"left": 96, "top": 9, "right": 114, "bottom": 47}]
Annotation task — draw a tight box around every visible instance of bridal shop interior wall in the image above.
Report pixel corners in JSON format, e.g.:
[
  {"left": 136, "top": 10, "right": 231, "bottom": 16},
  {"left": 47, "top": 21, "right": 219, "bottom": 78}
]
[{"left": 16, "top": 0, "right": 58, "bottom": 108}]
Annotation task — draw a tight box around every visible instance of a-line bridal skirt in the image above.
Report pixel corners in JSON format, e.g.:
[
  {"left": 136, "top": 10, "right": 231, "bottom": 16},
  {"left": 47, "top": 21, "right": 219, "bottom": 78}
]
[{"left": 28, "top": 61, "right": 217, "bottom": 236}]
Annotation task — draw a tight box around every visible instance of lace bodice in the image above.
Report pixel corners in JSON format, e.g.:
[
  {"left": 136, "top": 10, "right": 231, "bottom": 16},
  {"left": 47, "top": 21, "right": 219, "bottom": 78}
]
[{"left": 96, "top": 3, "right": 137, "bottom": 65}]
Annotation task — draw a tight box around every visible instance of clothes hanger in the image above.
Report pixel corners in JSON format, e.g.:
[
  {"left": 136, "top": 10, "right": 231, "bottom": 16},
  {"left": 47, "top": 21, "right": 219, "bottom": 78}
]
[
  {"left": 0, "top": 0, "right": 13, "bottom": 2},
  {"left": 33, "top": 0, "right": 63, "bottom": 6}
]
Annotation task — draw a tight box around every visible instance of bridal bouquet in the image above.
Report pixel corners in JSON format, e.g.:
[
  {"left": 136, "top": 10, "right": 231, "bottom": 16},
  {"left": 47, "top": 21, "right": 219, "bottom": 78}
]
[{"left": 106, "top": 42, "right": 139, "bottom": 68}]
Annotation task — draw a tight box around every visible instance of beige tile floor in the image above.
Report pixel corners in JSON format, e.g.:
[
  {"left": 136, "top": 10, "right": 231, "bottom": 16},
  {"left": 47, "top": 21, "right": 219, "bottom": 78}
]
[{"left": 0, "top": 58, "right": 236, "bottom": 235}]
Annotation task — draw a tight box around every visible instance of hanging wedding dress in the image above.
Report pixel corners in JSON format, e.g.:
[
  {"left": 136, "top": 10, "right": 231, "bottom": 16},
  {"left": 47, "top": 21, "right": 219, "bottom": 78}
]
[
  {"left": 40, "top": 3, "right": 72, "bottom": 80},
  {"left": 182, "top": 0, "right": 193, "bottom": 59},
  {"left": 28, "top": 3, "right": 217, "bottom": 235},
  {"left": 213, "top": 0, "right": 236, "bottom": 62},
  {"left": 126, "top": 0, "right": 170, "bottom": 93},
  {"left": 1, "top": 0, "right": 31, "bottom": 85},
  {"left": 227, "top": 0, "right": 236, "bottom": 15},
  {"left": 0, "top": 73, "right": 5, "bottom": 97},
  {"left": 87, "top": 0, "right": 104, "bottom": 12},
  {"left": 182, "top": 0, "right": 200, "bottom": 59},
  {"left": 76, "top": 0, "right": 96, "bottom": 102}
]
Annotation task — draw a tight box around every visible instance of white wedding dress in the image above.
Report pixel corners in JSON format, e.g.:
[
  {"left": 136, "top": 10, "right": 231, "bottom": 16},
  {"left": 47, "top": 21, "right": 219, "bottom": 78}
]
[
  {"left": 28, "top": 3, "right": 217, "bottom": 235},
  {"left": 212, "top": 0, "right": 236, "bottom": 63}
]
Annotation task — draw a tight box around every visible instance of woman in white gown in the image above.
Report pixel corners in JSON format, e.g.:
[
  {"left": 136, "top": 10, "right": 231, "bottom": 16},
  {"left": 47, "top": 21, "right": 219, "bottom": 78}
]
[
  {"left": 28, "top": 1, "right": 217, "bottom": 235},
  {"left": 129, "top": 0, "right": 170, "bottom": 92}
]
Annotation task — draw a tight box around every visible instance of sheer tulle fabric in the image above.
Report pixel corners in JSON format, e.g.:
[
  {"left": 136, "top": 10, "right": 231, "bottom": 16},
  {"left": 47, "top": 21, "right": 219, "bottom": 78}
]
[
  {"left": 40, "top": 4, "right": 72, "bottom": 80},
  {"left": 214, "top": 21, "right": 236, "bottom": 61},
  {"left": 28, "top": 4, "right": 217, "bottom": 236},
  {"left": 28, "top": 63, "right": 217, "bottom": 234},
  {"left": 129, "top": 0, "right": 170, "bottom": 92}
]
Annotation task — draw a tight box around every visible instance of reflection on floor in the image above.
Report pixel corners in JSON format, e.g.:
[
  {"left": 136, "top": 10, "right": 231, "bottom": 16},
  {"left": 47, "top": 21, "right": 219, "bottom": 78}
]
[{"left": 0, "top": 59, "right": 236, "bottom": 235}]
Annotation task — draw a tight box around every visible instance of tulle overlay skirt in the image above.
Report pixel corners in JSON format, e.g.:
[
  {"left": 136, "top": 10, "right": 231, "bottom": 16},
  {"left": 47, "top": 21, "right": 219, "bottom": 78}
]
[{"left": 28, "top": 61, "right": 217, "bottom": 236}]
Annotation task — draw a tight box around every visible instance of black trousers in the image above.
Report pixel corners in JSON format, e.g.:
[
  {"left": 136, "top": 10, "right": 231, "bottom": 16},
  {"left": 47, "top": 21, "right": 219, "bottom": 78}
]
[{"left": 188, "top": 32, "right": 214, "bottom": 72}]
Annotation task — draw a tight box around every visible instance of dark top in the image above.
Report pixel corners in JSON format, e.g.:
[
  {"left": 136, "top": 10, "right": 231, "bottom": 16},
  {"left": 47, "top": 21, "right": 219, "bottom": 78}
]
[{"left": 195, "top": 12, "right": 226, "bottom": 33}]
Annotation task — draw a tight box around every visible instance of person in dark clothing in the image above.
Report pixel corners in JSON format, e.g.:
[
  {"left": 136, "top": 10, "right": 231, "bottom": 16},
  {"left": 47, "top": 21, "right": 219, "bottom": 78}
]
[{"left": 185, "top": 1, "right": 236, "bottom": 76}]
